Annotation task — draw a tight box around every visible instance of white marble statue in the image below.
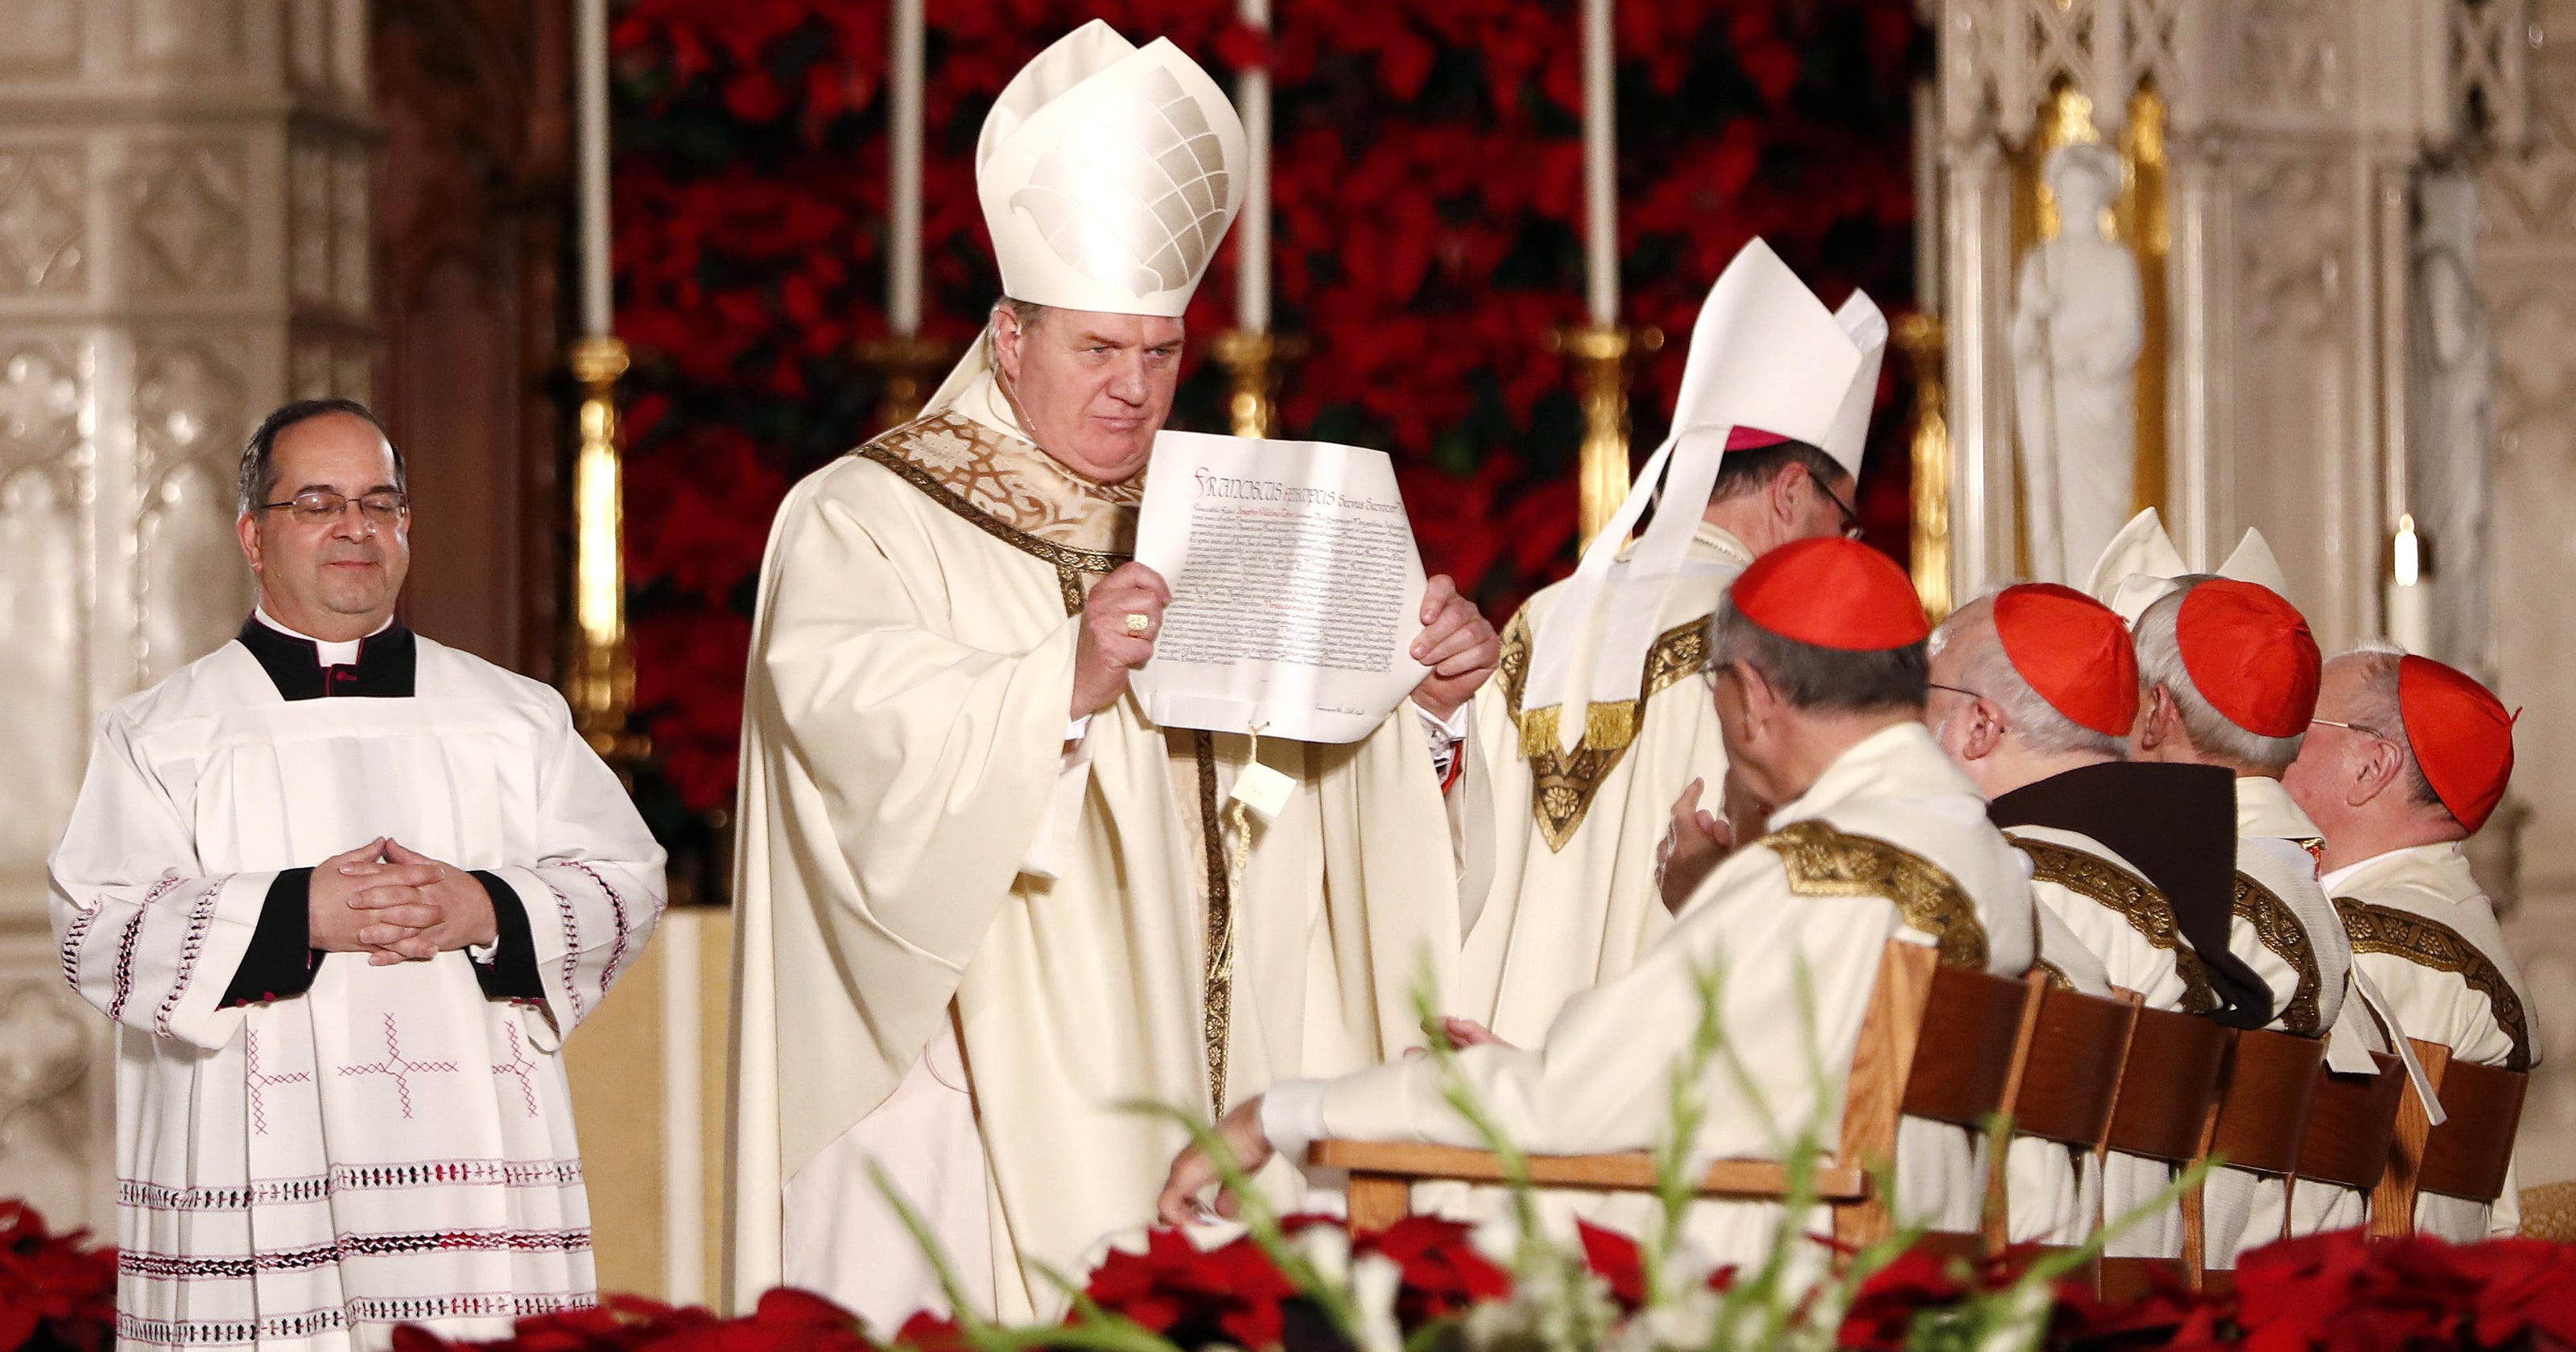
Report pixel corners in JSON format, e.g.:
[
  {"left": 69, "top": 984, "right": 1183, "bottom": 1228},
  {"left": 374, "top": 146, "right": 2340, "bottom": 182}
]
[
  {"left": 2411, "top": 171, "right": 2496, "bottom": 675},
  {"left": 2012, "top": 142, "right": 2145, "bottom": 584}
]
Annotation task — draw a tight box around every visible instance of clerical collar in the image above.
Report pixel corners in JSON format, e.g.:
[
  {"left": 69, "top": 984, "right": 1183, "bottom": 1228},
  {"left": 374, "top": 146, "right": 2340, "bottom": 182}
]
[
  {"left": 1988, "top": 759, "right": 2274, "bottom": 1025},
  {"left": 238, "top": 612, "right": 416, "bottom": 700}
]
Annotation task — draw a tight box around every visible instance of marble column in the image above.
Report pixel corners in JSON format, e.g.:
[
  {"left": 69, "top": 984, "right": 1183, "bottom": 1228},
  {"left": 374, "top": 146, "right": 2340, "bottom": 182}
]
[{"left": 0, "top": 0, "right": 376, "bottom": 1227}]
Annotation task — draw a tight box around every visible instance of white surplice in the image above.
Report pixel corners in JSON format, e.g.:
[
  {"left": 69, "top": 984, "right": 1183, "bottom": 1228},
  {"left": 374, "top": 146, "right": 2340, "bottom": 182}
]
[
  {"left": 2322, "top": 842, "right": 2540, "bottom": 1239},
  {"left": 1455, "top": 522, "right": 1749, "bottom": 1045},
  {"left": 47, "top": 620, "right": 664, "bottom": 1350},
  {"left": 726, "top": 385, "right": 1463, "bottom": 1327},
  {"left": 1263, "top": 724, "right": 2037, "bottom": 1273}
]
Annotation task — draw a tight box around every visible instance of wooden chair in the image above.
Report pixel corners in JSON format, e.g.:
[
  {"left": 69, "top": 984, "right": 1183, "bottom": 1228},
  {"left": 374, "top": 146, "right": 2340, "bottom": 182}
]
[
  {"left": 1308, "top": 939, "right": 2037, "bottom": 1267},
  {"left": 2186, "top": 1028, "right": 2327, "bottom": 1292},
  {"left": 1988, "top": 983, "right": 2140, "bottom": 1275},
  {"left": 2372, "top": 1039, "right": 2526, "bottom": 1237},
  {"left": 2292, "top": 1051, "right": 2406, "bottom": 1235},
  {"left": 2092, "top": 1004, "right": 2230, "bottom": 1303}
]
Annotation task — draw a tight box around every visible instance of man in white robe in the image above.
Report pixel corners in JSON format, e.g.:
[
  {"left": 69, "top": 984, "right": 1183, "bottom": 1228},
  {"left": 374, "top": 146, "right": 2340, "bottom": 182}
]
[
  {"left": 724, "top": 22, "right": 1498, "bottom": 1327},
  {"left": 1159, "top": 539, "right": 2039, "bottom": 1271},
  {"left": 2285, "top": 645, "right": 2537, "bottom": 1239},
  {"left": 2089, "top": 514, "right": 2380, "bottom": 1266},
  {"left": 48, "top": 399, "right": 664, "bottom": 1350},
  {"left": 1458, "top": 240, "right": 1889, "bottom": 1048},
  {"left": 1924, "top": 583, "right": 2262, "bottom": 1257}
]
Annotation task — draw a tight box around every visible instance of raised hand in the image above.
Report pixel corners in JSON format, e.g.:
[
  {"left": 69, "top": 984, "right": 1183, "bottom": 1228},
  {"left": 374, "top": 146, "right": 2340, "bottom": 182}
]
[
  {"left": 1655, "top": 777, "right": 1735, "bottom": 916},
  {"left": 1072, "top": 562, "right": 1172, "bottom": 718},
  {"left": 1408, "top": 575, "right": 1500, "bottom": 722}
]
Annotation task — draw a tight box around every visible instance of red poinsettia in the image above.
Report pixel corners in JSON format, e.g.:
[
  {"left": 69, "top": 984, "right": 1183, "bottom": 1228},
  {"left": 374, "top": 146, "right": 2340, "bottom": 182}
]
[
  {"left": 1356, "top": 1214, "right": 1513, "bottom": 1323},
  {"left": 1084, "top": 1226, "right": 1301, "bottom": 1349},
  {"left": 0, "top": 1202, "right": 115, "bottom": 1352}
]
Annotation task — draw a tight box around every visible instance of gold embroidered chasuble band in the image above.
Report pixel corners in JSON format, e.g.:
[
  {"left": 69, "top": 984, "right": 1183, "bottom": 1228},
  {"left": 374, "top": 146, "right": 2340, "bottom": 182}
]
[
  {"left": 858, "top": 412, "right": 1243, "bottom": 1115},
  {"left": 1762, "top": 819, "right": 1990, "bottom": 970},
  {"left": 2235, "top": 872, "right": 2323, "bottom": 1035},
  {"left": 2332, "top": 895, "right": 2532, "bottom": 1072},
  {"left": 1496, "top": 608, "right": 1714, "bottom": 851},
  {"left": 2013, "top": 837, "right": 2219, "bottom": 1013}
]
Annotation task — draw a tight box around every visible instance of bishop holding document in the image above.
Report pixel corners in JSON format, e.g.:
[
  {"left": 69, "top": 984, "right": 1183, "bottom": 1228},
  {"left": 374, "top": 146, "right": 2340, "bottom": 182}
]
[{"left": 725, "top": 22, "right": 1499, "bottom": 1327}]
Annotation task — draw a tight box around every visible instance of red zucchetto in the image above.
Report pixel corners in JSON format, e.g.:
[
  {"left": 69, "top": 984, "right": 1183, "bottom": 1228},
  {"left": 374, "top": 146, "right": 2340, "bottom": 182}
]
[
  {"left": 2397, "top": 654, "right": 2516, "bottom": 833},
  {"left": 1993, "top": 583, "right": 2140, "bottom": 736},
  {"left": 2174, "top": 579, "right": 2320, "bottom": 738},
  {"left": 1732, "top": 537, "right": 1929, "bottom": 651},
  {"left": 1726, "top": 426, "right": 1790, "bottom": 451}
]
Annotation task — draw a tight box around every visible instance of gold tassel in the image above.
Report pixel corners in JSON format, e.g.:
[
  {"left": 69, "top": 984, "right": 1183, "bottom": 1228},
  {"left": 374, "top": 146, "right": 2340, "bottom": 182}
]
[
  {"left": 1584, "top": 699, "right": 1637, "bottom": 752},
  {"left": 1517, "top": 706, "right": 1560, "bottom": 759}
]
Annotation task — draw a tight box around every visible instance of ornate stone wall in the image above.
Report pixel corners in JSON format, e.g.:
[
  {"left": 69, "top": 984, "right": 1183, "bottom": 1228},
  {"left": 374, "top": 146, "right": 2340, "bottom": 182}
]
[
  {"left": 0, "top": 0, "right": 375, "bottom": 1227},
  {"left": 2481, "top": 0, "right": 2576, "bottom": 1186}
]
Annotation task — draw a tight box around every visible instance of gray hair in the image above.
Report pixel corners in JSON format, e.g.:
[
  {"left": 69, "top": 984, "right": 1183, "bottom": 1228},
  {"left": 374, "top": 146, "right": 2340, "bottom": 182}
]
[
  {"left": 2332, "top": 640, "right": 2446, "bottom": 814},
  {"left": 993, "top": 296, "right": 1049, "bottom": 332},
  {"left": 1706, "top": 593, "right": 1928, "bottom": 714},
  {"left": 1929, "top": 589, "right": 2127, "bottom": 758},
  {"left": 2132, "top": 579, "right": 2305, "bottom": 773},
  {"left": 237, "top": 397, "right": 405, "bottom": 517}
]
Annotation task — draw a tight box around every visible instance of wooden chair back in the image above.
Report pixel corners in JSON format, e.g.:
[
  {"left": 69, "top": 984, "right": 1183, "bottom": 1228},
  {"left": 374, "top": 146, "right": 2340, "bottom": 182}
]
[
  {"left": 2202, "top": 1028, "right": 2327, "bottom": 1179},
  {"left": 2009, "top": 983, "right": 2140, "bottom": 1149},
  {"left": 1312, "top": 938, "right": 2029, "bottom": 1259},
  {"left": 2368, "top": 1040, "right": 2448, "bottom": 1239},
  {"left": 2101, "top": 1005, "right": 2230, "bottom": 1165},
  {"left": 2294, "top": 1052, "right": 2405, "bottom": 1192},
  {"left": 2419, "top": 1053, "right": 2528, "bottom": 1203}
]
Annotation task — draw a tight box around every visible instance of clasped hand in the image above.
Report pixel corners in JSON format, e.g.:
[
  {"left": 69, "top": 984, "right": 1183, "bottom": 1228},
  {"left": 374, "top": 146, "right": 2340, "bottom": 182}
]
[{"left": 308, "top": 837, "right": 498, "bottom": 966}]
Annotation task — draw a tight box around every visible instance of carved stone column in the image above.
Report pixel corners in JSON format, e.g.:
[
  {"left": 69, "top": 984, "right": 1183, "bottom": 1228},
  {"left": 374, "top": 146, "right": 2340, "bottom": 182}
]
[{"left": 0, "top": 0, "right": 376, "bottom": 1227}]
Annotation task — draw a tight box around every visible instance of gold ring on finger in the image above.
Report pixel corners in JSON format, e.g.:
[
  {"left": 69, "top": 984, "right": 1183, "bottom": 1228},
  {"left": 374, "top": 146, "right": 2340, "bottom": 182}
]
[{"left": 1125, "top": 612, "right": 1151, "bottom": 637}]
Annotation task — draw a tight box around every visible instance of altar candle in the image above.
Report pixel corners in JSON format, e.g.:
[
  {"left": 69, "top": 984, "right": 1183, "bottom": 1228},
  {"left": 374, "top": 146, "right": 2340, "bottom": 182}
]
[
  {"left": 1581, "top": 0, "right": 1617, "bottom": 326},
  {"left": 1236, "top": 0, "right": 1272, "bottom": 334},
  {"left": 889, "top": 0, "right": 925, "bottom": 336},
  {"left": 576, "top": 0, "right": 612, "bottom": 336}
]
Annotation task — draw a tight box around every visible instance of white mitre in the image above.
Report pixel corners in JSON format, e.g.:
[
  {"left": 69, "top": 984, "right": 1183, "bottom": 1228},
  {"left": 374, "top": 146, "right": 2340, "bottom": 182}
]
[
  {"left": 2084, "top": 507, "right": 2296, "bottom": 623},
  {"left": 924, "top": 20, "right": 1247, "bottom": 413},
  {"left": 1522, "top": 238, "right": 1887, "bottom": 753}
]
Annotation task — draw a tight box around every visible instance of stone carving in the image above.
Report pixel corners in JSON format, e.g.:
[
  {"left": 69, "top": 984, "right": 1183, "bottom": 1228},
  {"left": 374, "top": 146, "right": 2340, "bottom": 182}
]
[
  {"left": 0, "top": 342, "right": 81, "bottom": 469},
  {"left": 291, "top": 142, "right": 332, "bottom": 303},
  {"left": 2237, "top": 0, "right": 2343, "bottom": 116},
  {"left": 0, "top": 2, "right": 80, "bottom": 76},
  {"left": 2013, "top": 143, "right": 2144, "bottom": 583},
  {"left": 335, "top": 148, "right": 372, "bottom": 316},
  {"left": 0, "top": 147, "right": 85, "bottom": 297},
  {"left": 135, "top": 340, "right": 249, "bottom": 683},
  {"left": 2239, "top": 159, "right": 2347, "bottom": 340},
  {"left": 2411, "top": 171, "right": 2497, "bottom": 675},
  {"left": 125, "top": 142, "right": 250, "bottom": 296},
  {"left": 0, "top": 975, "right": 98, "bottom": 1224},
  {"left": 131, "top": 0, "right": 252, "bottom": 76}
]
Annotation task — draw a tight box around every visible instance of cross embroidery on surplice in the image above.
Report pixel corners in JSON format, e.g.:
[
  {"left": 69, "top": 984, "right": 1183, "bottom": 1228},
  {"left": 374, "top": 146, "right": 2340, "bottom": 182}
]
[{"left": 337, "top": 1013, "right": 460, "bottom": 1119}]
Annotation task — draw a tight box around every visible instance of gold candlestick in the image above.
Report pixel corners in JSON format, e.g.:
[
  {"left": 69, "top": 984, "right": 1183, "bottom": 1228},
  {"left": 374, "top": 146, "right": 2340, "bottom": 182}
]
[
  {"left": 1547, "top": 322, "right": 1662, "bottom": 549},
  {"left": 1894, "top": 314, "right": 1952, "bottom": 622},
  {"left": 1210, "top": 330, "right": 1305, "bottom": 439},
  {"left": 856, "top": 333, "right": 957, "bottom": 433},
  {"left": 565, "top": 335, "right": 650, "bottom": 770}
]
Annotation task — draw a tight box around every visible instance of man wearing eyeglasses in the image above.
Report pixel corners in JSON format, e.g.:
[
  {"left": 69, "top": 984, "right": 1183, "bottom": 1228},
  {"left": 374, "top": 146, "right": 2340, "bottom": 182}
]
[
  {"left": 47, "top": 398, "right": 665, "bottom": 1347},
  {"left": 1455, "top": 239, "right": 1887, "bottom": 1052},
  {"left": 2285, "top": 645, "right": 2537, "bottom": 1240}
]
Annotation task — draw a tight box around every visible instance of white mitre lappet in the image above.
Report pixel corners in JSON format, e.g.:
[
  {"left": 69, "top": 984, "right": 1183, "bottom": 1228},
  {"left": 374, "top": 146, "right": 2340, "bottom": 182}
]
[
  {"left": 1522, "top": 238, "right": 1888, "bottom": 753},
  {"left": 923, "top": 19, "right": 1247, "bottom": 412},
  {"left": 2083, "top": 507, "right": 2294, "bottom": 624}
]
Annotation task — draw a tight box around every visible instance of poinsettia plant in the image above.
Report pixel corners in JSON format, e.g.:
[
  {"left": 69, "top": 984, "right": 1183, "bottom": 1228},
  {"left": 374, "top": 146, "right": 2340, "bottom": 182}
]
[{"left": 0, "top": 1202, "right": 115, "bottom": 1352}]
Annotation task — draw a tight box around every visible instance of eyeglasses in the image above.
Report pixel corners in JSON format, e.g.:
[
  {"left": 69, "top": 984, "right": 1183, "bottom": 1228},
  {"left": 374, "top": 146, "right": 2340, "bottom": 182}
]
[
  {"left": 2310, "top": 716, "right": 2390, "bottom": 740},
  {"left": 259, "top": 490, "right": 410, "bottom": 525},
  {"left": 1928, "top": 682, "right": 1984, "bottom": 702},
  {"left": 1807, "top": 468, "right": 1864, "bottom": 540}
]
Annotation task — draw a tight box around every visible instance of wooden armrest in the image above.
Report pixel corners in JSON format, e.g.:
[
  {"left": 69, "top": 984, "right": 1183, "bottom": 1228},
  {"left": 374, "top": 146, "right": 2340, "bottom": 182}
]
[{"left": 1306, "top": 1140, "right": 1868, "bottom": 1202}]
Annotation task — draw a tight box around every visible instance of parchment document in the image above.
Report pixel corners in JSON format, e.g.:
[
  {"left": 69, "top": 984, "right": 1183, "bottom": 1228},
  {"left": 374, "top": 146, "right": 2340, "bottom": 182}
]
[{"left": 1131, "top": 431, "right": 1431, "bottom": 743}]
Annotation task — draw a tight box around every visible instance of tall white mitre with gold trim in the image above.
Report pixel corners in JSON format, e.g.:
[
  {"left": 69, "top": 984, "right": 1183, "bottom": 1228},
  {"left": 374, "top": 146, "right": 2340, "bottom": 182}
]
[
  {"left": 2083, "top": 507, "right": 2296, "bottom": 623},
  {"left": 1521, "top": 239, "right": 1887, "bottom": 754},
  {"left": 925, "top": 20, "right": 1246, "bottom": 410}
]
